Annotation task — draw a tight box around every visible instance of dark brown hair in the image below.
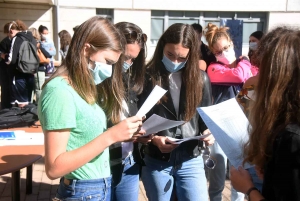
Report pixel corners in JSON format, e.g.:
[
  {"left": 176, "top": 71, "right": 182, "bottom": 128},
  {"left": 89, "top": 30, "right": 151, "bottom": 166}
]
[
  {"left": 44, "top": 16, "right": 125, "bottom": 108},
  {"left": 3, "top": 20, "right": 27, "bottom": 34},
  {"left": 244, "top": 27, "right": 300, "bottom": 169},
  {"left": 147, "top": 23, "right": 203, "bottom": 121},
  {"left": 248, "top": 31, "right": 264, "bottom": 66},
  {"left": 115, "top": 21, "right": 147, "bottom": 94}
]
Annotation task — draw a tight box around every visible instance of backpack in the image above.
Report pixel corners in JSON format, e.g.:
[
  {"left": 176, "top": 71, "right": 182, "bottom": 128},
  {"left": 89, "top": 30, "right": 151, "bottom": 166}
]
[
  {"left": 17, "top": 35, "right": 40, "bottom": 74},
  {"left": 0, "top": 104, "right": 39, "bottom": 129}
]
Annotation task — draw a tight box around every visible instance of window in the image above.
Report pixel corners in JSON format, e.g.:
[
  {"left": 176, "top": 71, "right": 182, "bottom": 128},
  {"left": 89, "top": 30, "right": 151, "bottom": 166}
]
[
  {"left": 151, "top": 11, "right": 266, "bottom": 50},
  {"left": 96, "top": 8, "right": 113, "bottom": 22},
  {"left": 150, "top": 11, "right": 200, "bottom": 44}
]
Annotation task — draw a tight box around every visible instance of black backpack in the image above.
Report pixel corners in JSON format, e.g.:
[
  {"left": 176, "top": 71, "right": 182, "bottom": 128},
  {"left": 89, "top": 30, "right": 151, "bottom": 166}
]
[
  {"left": 17, "top": 35, "right": 40, "bottom": 74},
  {"left": 0, "top": 104, "right": 39, "bottom": 129}
]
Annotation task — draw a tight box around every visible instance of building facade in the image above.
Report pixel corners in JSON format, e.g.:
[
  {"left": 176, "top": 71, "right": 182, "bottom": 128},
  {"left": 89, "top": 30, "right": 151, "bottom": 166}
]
[{"left": 0, "top": 0, "right": 299, "bottom": 59}]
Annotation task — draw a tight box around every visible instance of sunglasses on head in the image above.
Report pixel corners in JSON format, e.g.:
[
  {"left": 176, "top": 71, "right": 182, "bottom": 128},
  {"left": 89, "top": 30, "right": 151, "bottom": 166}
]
[
  {"left": 124, "top": 31, "right": 147, "bottom": 43},
  {"left": 202, "top": 146, "right": 217, "bottom": 169}
]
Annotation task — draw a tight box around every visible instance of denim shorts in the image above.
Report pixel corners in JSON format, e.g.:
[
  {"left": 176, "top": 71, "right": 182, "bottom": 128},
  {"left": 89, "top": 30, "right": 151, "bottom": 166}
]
[{"left": 54, "top": 176, "right": 111, "bottom": 201}]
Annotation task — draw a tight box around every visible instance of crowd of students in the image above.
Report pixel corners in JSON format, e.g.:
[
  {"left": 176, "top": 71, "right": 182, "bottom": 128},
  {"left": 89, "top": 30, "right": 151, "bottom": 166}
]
[{"left": 0, "top": 16, "right": 299, "bottom": 201}]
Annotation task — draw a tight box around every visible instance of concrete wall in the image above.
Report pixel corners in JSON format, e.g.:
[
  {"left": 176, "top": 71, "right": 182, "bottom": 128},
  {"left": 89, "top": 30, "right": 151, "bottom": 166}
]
[
  {"left": 58, "top": 7, "right": 95, "bottom": 36},
  {"left": 114, "top": 9, "right": 152, "bottom": 59},
  {"left": 0, "top": 3, "right": 52, "bottom": 40},
  {"left": 133, "top": 0, "right": 287, "bottom": 11},
  {"left": 268, "top": 12, "right": 300, "bottom": 29}
]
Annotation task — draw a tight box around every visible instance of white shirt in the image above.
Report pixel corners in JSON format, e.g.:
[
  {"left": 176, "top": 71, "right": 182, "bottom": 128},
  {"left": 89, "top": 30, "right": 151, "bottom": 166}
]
[
  {"left": 120, "top": 99, "right": 133, "bottom": 159},
  {"left": 169, "top": 71, "right": 182, "bottom": 116}
]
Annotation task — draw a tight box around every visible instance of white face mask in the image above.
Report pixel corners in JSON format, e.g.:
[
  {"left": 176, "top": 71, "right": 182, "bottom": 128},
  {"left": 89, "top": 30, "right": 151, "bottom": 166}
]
[
  {"left": 215, "top": 47, "right": 236, "bottom": 65},
  {"left": 249, "top": 42, "right": 258, "bottom": 51}
]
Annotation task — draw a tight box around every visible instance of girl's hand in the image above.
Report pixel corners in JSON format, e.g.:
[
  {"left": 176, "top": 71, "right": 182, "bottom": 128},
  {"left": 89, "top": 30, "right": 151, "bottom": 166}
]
[
  {"left": 152, "top": 136, "right": 178, "bottom": 153},
  {"left": 110, "top": 116, "right": 143, "bottom": 142}
]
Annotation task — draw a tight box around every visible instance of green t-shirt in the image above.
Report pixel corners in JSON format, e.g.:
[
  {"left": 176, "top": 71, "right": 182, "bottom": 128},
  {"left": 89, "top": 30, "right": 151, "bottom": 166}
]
[{"left": 38, "top": 77, "right": 110, "bottom": 179}]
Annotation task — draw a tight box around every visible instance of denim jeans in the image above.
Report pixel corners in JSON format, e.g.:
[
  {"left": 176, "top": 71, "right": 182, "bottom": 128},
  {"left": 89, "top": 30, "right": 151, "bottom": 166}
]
[
  {"left": 208, "top": 142, "right": 263, "bottom": 201},
  {"left": 142, "top": 150, "right": 208, "bottom": 201},
  {"left": 208, "top": 142, "right": 228, "bottom": 201},
  {"left": 54, "top": 176, "right": 111, "bottom": 201},
  {"left": 111, "top": 154, "right": 140, "bottom": 201}
]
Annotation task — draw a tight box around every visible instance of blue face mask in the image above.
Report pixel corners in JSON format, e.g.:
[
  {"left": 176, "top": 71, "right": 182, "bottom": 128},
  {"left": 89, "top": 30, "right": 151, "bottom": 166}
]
[
  {"left": 162, "top": 54, "right": 187, "bottom": 73},
  {"left": 122, "top": 61, "right": 133, "bottom": 72},
  {"left": 89, "top": 62, "right": 112, "bottom": 85}
]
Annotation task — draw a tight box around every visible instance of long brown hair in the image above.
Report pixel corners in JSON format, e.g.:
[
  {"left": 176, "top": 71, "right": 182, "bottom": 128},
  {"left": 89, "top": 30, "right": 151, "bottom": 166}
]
[
  {"left": 204, "top": 23, "right": 231, "bottom": 52},
  {"left": 97, "top": 22, "right": 146, "bottom": 124},
  {"left": 3, "top": 20, "right": 27, "bottom": 34},
  {"left": 244, "top": 27, "right": 300, "bottom": 169},
  {"left": 43, "top": 16, "right": 125, "bottom": 106},
  {"left": 147, "top": 23, "right": 203, "bottom": 121},
  {"left": 115, "top": 21, "right": 147, "bottom": 94}
]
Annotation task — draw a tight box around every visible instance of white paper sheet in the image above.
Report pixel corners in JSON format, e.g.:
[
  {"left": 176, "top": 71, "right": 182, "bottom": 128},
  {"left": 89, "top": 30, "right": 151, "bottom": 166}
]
[
  {"left": 141, "top": 114, "right": 185, "bottom": 136},
  {"left": 0, "top": 131, "right": 44, "bottom": 146},
  {"left": 136, "top": 85, "right": 167, "bottom": 117},
  {"left": 166, "top": 133, "right": 212, "bottom": 144},
  {"left": 197, "top": 98, "right": 252, "bottom": 169}
]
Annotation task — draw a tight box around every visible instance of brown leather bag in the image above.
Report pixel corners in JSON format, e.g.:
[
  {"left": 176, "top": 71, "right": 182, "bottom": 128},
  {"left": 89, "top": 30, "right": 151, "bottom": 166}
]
[{"left": 37, "top": 49, "right": 50, "bottom": 64}]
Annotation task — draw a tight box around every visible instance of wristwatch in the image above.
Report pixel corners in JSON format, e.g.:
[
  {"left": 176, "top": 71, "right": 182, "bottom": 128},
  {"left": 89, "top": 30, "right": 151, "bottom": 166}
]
[{"left": 245, "top": 187, "right": 259, "bottom": 200}]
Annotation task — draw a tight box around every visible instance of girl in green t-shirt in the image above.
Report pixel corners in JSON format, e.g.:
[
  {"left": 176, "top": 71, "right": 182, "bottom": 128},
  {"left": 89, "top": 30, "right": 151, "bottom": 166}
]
[{"left": 38, "top": 16, "right": 144, "bottom": 200}]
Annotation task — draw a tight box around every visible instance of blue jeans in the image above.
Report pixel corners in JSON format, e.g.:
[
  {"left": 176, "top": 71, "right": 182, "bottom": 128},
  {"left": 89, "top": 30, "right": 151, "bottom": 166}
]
[
  {"left": 142, "top": 150, "right": 208, "bottom": 201},
  {"left": 209, "top": 142, "right": 263, "bottom": 201},
  {"left": 111, "top": 154, "right": 140, "bottom": 201},
  {"left": 54, "top": 176, "right": 111, "bottom": 201}
]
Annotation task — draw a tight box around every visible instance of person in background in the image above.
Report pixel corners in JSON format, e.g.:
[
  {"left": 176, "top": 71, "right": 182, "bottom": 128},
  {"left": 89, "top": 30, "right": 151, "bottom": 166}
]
[
  {"left": 204, "top": 22, "right": 253, "bottom": 201},
  {"left": 38, "top": 16, "right": 144, "bottom": 200},
  {"left": 98, "top": 21, "right": 149, "bottom": 201},
  {"left": 191, "top": 23, "right": 216, "bottom": 71},
  {"left": 1, "top": 20, "right": 35, "bottom": 108},
  {"left": 58, "top": 30, "right": 71, "bottom": 61},
  {"left": 38, "top": 25, "right": 56, "bottom": 75},
  {"left": 231, "top": 26, "right": 300, "bottom": 201},
  {"left": 248, "top": 31, "right": 264, "bottom": 67},
  {"left": 28, "top": 27, "right": 51, "bottom": 103},
  {"left": 0, "top": 36, "right": 12, "bottom": 109},
  {"left": 138, "top": 23, "right": 215, "bottom": 201}
]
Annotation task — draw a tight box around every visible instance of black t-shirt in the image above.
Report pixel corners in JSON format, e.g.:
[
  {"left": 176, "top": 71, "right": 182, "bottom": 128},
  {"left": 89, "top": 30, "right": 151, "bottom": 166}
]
[{"left": 262, "top": 124, "right": 300, "bottom": 201}]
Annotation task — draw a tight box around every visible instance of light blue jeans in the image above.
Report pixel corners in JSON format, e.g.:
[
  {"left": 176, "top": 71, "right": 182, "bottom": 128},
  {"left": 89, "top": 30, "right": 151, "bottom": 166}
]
[
  {"left": 142, "top": 150, "right": 208, "bottom": 201},
  {"left": 55, "top": 176, "right": 111, "bottom": 201},
  {"left": 111, "top": 154, "right": 140, "bottom": 201},
  {"left": 208, "top": 142, "right": 263, "bottom": 201}
]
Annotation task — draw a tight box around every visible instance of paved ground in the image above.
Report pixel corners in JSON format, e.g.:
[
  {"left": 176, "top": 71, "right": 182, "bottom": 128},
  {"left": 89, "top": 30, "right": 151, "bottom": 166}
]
[{"left": 0, "top": 157, "right": 234, "bottom": 201}]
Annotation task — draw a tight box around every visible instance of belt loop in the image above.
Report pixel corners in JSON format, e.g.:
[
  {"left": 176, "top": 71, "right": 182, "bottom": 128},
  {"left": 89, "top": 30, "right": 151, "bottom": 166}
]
[{"left": 71, "top": 179, "right": 76, "bottom": 196}]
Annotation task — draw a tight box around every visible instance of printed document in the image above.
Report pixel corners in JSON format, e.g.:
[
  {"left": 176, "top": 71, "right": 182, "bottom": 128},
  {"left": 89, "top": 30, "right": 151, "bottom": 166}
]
[
  {"left": 197, "top": 98, "right": 252, "bottom": 169},
  {"left": 141, "top": 114, "right": 185, "bottom": 136}
]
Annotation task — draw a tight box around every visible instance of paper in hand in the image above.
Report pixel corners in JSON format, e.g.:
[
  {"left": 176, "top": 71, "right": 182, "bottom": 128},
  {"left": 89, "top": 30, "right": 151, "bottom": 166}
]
[
  {"left": 197, "top": 98, "right": 252, "bottom": 169},
  {"left": 136, "top": 85, "right": 167, "bottom": 117},
  {"left": 141, "top": 114, "right": 185, "bottom": 136}
]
